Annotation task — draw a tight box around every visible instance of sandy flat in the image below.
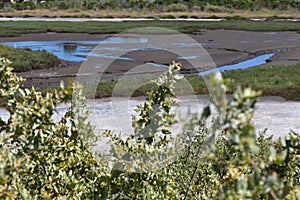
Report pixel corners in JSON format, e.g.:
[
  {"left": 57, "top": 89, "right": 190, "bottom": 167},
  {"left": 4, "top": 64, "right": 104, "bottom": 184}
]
[{"left": 0, "top": 94, "right": 298, "bottom": 153}]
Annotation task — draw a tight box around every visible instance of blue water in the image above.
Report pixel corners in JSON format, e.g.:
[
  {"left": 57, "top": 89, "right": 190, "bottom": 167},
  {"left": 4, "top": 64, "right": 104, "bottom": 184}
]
[
  {"left": 1, "top": 40, "right": 275, "bottom": 74},
  {"left": 81, "top": 52, "right": 135, "bottom": 61},
  {"left": 199, "top": 53, "right": 275, "bottom": 76},
  {"left": 1, "top": 37, "right": 148, "bottom": 62},
  {"left": 2, "top": 40, "right": 98, "bottom": 62},
  {"left": 145, "top": 62, "right": 168, "bottom": 68},
  {"left": 177, "top": 56, "right": 201, "bottom": 60},
  {"left": 103, "top": 37, "right": 148, "bottom": 44}
]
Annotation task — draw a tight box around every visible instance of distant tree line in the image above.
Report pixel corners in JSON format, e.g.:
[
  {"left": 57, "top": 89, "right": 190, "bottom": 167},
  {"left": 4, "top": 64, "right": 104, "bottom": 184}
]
[{"left": 0, "top": 0, "right": 299, "bottom": 11}]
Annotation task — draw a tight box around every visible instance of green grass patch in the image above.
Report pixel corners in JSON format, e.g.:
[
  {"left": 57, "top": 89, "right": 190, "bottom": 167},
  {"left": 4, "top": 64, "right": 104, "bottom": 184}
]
[
  {"left": 1, "top": 20, "right": 300, "bottom": 37},
  {"left": 0, "top": 44, "right": 61, "bottom": 72},
  {"left": 223, "top": 64, "right": 300, "bottom": 101},
  {"left": 93, "top": 63, "right": 300, "bottom": 101},
  {"left": 89, "top": 77, "right": 156, "bottom": 99}
]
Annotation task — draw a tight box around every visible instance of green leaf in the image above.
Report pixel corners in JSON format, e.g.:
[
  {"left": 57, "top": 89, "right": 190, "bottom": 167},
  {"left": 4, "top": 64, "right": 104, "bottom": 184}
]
[
  {"left": 162, "top": 129, "right": 172, "bottom": 135},
  {"left": 201, "top": 106, "right": 211, "bottom": 120}
]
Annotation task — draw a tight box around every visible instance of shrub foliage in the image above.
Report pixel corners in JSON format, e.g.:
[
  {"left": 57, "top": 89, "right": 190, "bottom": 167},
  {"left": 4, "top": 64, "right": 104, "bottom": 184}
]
[
  {"left": 0, "top": 45, "right": 61, "bottom": 72},
  {"left": 1, "top": 0, "right": 299, "bottom": 11},
  {"left": 0, "top": 58, "right": 299, "bottom": 199}
]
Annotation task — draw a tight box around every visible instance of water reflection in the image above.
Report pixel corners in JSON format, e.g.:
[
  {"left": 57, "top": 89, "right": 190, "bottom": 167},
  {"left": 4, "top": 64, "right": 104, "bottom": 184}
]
[
  {"left": 1, "top": 37, "right": 149, "bottom": 62},
  {"left": 1, "top": 39, "right": 276, "bottom": 74},
  {"left": 103, "top": 37, "right": 148, "bottom": 44},
  {"left": 2, "top": 40, "right": 97, "bottom": 62},
  {"left": 63, "top": 43, "right": 78, "bottom": 53}
]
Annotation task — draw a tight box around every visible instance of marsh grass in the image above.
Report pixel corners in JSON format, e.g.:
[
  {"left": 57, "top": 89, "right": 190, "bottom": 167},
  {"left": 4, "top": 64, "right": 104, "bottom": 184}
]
[
  {"left": 223, "top": 64, "right": 300, "bottom": 101},
  {"left": 0, "top": 44, "right": 60, "bottom": 71},
  {"left": 1, "top": 20, "right": 300, "bottom": 37},
  {"left": 93, "top": 63, "right": 300, "bottom": 101}
]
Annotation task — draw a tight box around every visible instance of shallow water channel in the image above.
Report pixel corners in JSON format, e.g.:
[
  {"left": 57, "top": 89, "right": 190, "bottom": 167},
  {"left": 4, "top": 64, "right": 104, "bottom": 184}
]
[
  {"left": 2, "top": 38, "right": 274, "bottom": 72},
  {"left": 2, "top": 39, "right": 144, "bottom": 62}
]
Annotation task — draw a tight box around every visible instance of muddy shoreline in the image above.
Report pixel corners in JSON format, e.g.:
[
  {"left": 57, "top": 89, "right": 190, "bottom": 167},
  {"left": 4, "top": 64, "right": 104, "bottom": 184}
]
[
  {"left": 0, "top": 30, "right": 299, "bottom": 88},
  {"left": 0, "top": 30, "right": 299, "bottom": 138}
]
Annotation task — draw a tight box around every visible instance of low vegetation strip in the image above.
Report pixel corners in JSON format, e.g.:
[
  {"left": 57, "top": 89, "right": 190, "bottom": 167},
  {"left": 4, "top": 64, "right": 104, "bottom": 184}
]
[
  {"left": 92, "top": 63, "right": 300, "bottom": 101},
  {"left": 1, "top": 20, "right": 300, "bottom": 37},
  {"left": 0, "top": 0, "right": 299, "bottom": 12},
  {"left": 0, "top": 44, "right": 61, "bottom": 72},
  {"left": 223, "top": 64, "right": 300, "bottom": 100},
  {"left": 0, "top": 9, "right": 299, "bottom": 20}
]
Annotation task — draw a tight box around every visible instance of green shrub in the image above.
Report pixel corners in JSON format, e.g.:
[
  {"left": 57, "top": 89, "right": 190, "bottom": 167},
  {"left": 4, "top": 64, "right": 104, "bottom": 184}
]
[
  {"left": 207, "top": 14, "right": 220, "bottom": 19},
  {"left": 0, "top": 59, "right": 299, "bottom": 199},
  {"left": 0, "top": 1, "right": 3, "bottom": 9},
  {"left": 167, "top": 3, "right": 188, "bottom": 12},
  {"left": 13, "top": 0, "right": 36, "bottom": 10},
  {"left": 37, "top": 1, "right": 52, "bottom": 9},
  {"left": 224, "top": 15, "right": 247, "bottom": 20},
  {"left": 158, "top": 14, "right": 176, "bottom": 19},
  {"left": 1, "top": 0, "right": 300, "bottom": 11},
  {"left": 57, "top": 1, "right": 70, "bottom": 10},
  {"left": 205, "top": 4, "right": 224, "bottom": 12},
  {"left": 179, "top": 15, "right": 188, "bottom": 19},
  {"left": 0, "top": 45, "right": 61, "bottom": 72},
  {"left": 0, "top": 58, "right": 111, "bottom": 198}
]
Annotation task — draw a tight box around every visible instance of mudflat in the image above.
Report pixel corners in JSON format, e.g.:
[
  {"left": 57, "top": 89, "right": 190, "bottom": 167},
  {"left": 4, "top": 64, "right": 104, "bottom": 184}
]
[
  {"left": 0, "top": 30, "right": 299, "bottom": 88},
  {"left": 0, "top": 94, "right": 298, "bottom": 143},
  {"left": 0, "top": 30, "right": 299, "bottom": 140}
]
